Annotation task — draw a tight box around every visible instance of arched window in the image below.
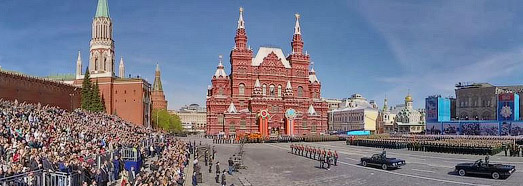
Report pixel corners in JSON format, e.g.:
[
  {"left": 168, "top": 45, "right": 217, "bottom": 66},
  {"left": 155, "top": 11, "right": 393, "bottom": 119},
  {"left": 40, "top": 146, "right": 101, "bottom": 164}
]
[
  {"left": 262, "top": 84, "right": 267, "bottom": 96},
  {"left": 269, "top": 85, "right": 275, "bottom": 96},
  {"left": 239, "top": 83, "right": 245, "bottom": 95},
  {"left": 277, "top": 85, "right": 282, "bottom": 97},
  {"left": 297, "top": 86, "right": 304, "bottom": 97},
  {"left": 218, "top": 88, "right": 224, "bottom": 95}
]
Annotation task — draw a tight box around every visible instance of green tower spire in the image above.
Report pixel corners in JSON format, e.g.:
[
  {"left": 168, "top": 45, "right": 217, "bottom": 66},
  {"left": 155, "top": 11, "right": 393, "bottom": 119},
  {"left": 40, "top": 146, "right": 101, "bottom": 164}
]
[
  {"left": 153, "top": 63, "right": 163, "bottom": 91},
  {"left": 95, "top": 0, "right": 110, "bottom": 18}
]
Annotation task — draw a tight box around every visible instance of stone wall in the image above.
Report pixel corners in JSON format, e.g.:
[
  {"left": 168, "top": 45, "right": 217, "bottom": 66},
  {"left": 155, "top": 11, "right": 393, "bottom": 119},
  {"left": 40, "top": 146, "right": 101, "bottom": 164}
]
[{"left": 0, "top": 71, "right": 81, "bottom": 110}]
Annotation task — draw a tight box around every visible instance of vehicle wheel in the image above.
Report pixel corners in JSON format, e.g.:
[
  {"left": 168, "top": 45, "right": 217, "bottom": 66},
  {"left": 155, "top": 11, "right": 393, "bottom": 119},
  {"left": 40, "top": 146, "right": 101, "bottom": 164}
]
[
  {"left": 362, "top": 161, "right": 367, "bottom": 167},
  {"left": 492, "top": 172, "right": 500, "bottom": 180},
  {"left": 382, "top": 164, "right": 388, "bottom": 170},
  {"left": 458, "top": 169, "right": 466, "bottom": 176}
]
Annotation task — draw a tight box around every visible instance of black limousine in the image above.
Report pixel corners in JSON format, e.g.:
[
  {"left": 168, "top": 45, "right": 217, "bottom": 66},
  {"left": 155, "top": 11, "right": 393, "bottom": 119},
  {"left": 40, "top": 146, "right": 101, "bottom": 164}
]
[
  {"left": 360, "top": 151, "right": 406, "bottom": 170},
  {"left": 455, "top": 159, "right": 515, "bottom": 179}
]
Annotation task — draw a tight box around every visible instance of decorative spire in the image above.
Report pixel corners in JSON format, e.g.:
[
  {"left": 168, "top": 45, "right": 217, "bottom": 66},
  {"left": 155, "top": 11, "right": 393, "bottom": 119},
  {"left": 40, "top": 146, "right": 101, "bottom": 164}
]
[
  {"left": 214, "top": 55, "right": 227, "bottom": 78},
  {"left": 308, "top": 62, "right": 320, "bottom": 84},
  {"left": 227, "top": 102, "right": 237, "bottom": 113},
  {"left": 383, "top": 95, "right": 389, "bottom": 112},
  {"left": 294, "top": 13, "right": 301, "bottom": 35},
  {"left": 284, "top": 80, "right": 293, "bottom": 97},
  {"left": 118, "top": 57, "right": 125, "bottom": 78},
  {"left": 291, "top": 13, "right": 304, "bottom": 54},
  {"left": 308, "top": 104, "right": 317, "bottom": 115},
  {"left": 238, "top": 7, "right": 245, "bottom": 29},
  {"left": 253, "top": 78, "right": 262, "bottom": 96},
  {"left": 95, "top": 0, "right": 110, "bottom": 18},
  {"left": 153, "top": 63, "right": 163, "bottom": 91},
  {"left": 76, "top": 51, "right": 82, "bottom": 77},
  {"left": 234, "top": 7, "right": 248, "bottom": 50}
]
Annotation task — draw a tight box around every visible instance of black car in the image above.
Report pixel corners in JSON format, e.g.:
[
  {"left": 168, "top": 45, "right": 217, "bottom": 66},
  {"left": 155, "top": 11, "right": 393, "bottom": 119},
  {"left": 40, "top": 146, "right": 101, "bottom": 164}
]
[
  {"left": 455, "top": 159, "right": 516, "bottom": 179},
  {"left": 360, "top": 152, "right": 406, "bottom": 170}
]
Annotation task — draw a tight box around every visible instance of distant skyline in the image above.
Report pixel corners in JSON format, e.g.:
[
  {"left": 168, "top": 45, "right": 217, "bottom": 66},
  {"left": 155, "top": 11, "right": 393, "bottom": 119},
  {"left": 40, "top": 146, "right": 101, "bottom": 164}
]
[{"left": 2, "top": 0, "right": 523, "bottom": 110}]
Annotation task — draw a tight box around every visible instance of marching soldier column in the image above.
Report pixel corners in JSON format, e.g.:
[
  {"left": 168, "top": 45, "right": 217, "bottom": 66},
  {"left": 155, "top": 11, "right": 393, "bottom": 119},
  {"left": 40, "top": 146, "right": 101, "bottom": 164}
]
[{"left": 290, "top": 144, "right": 338, "bottom": 170}]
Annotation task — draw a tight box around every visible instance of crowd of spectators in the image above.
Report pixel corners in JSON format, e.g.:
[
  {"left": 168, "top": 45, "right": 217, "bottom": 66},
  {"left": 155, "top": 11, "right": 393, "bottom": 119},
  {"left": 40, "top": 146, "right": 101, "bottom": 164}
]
[{"left": 0, "top": 99, "right": 189, "bottom": 186}]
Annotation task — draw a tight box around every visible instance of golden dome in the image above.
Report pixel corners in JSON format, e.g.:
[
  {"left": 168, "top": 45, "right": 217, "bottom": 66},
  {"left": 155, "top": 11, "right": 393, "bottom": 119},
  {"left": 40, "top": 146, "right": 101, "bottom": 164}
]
[{"left": 405, "top": 95, "right": 413, "bottom": 102}]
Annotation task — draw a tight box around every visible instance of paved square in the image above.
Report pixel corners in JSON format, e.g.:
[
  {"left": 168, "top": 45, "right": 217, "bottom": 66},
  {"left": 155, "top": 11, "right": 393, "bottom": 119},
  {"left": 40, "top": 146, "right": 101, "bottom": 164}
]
[{"left": 185, "top": 138, "right": 523, "bottom": 186}]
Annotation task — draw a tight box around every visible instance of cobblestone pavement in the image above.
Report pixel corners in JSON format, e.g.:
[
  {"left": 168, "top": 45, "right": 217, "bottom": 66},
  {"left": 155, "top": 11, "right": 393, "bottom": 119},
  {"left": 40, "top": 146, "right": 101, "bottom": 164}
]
[{"left": 182, "top": 137, "right": 523, "bottom": 186}]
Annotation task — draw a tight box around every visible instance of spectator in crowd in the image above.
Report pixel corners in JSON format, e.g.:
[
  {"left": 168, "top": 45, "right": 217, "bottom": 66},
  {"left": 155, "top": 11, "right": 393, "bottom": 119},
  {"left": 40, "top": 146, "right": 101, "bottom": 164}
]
[{"left": 0, "top": 99, "right": 188, "bottom": 185}]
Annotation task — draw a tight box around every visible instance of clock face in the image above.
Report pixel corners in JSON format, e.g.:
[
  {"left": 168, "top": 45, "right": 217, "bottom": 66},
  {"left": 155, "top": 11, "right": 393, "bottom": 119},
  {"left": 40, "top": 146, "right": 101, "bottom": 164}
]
[{"left": 285, "top": 109, "right": 296, "bottom": 119}]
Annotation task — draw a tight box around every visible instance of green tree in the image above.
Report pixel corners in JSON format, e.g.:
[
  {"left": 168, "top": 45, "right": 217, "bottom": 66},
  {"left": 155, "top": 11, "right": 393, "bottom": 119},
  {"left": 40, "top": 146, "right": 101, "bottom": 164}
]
[
  {"left": 81, "top": 68, "right": 92, "bottom": 110},
  {"left": 153, "top": 109, "right": 183, "bottom": 133},
  {"left": 91, "top": 81, "right": 103, "bottom": 112}
]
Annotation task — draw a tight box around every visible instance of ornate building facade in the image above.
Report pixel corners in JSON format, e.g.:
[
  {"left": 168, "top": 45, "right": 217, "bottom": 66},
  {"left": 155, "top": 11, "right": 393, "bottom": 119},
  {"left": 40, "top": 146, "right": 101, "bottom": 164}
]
[
  {"left": 72, "top": 0, "right": 152, "bottom": 126},
  {"left": 381, "top": 94, "right": 426, "bottom": 134},
  {"left": 206, "top": 8, "right": 328, "bottom": 136},
  {"left": 152, "top": 64, "right": 168, "bottom": 110}
]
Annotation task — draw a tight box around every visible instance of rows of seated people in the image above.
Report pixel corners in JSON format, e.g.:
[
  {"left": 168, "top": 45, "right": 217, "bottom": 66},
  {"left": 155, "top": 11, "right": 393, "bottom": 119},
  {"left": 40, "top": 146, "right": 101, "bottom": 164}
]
[{"left": 0, "top": 99, "right": 189, "bottom": 186}]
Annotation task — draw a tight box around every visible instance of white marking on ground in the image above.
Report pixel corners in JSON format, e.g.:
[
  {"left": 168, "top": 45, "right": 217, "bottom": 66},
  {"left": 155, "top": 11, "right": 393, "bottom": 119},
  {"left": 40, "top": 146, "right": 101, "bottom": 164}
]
[
  {"left": 266, "top": 143, "right": 491, "bottom": 186},
  {"left": 337, "top": 161, "right": 490, "bottom": 186}
]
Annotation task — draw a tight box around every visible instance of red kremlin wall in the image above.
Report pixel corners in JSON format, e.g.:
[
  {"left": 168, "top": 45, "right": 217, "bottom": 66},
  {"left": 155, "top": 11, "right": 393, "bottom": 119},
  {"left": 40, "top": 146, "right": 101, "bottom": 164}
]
[{"left": 0, "top": 71, "right": 81, "bottom": 110}]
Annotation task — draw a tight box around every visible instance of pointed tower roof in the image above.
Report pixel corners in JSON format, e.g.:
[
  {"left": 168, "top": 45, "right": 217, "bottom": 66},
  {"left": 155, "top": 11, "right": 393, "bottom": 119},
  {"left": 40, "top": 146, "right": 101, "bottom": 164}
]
[
  {"left": 238, "top": 7, "right": 245, "bottom": 29},
  {"left": 227, "top": 102, "right": 237, "bottom": 113},
  {"left": 118, "top": 57, "right": 125, "bottom": 78},
  {"left": 153, "top": 63, "right": 163, "bottom": 91},
  {"left": 253, "top": 78, "right": 262, "bottom": 96},
  {"left": 309, "top": 67, "right": 320, "bottom": 84},
  {"left": 77, "top": 51, "right": 82, "bottom": 63},
  {"left": 95, "top": 0, "right": 110, "bottom": 18},
  {"left": 308, "top": 104, "right": 317, "bottom": 115},
  {"left": 383, "top": 95, "right": 389, "bottom": 112},
  {"left": 294, "top": 13, "right": 301, "bottom": 35},
  {"left": 214, "top": 55, "right": 227, "bottom": 78},
  {"left": 119, "top": 57, "right": 124, "bottom": 66},
  {"left": 286, "top": 80, "right": 292, "bottom": 89}
]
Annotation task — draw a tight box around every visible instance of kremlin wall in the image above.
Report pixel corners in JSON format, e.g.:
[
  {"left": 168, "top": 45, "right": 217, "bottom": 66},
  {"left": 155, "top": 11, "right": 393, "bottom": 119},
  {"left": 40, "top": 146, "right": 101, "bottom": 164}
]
[{"left": 0, "top": 70, "right": 81, "bottom": 110}]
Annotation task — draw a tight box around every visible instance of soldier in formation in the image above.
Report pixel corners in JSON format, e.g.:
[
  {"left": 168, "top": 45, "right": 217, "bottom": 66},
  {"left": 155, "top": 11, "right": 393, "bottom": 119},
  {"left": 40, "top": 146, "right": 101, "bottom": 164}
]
[
  {"left": 348, "top": 136, "right": 511, "bottom": 156},
  {"left": 289, "top": 144, "right": 335, "bottom": 170}
]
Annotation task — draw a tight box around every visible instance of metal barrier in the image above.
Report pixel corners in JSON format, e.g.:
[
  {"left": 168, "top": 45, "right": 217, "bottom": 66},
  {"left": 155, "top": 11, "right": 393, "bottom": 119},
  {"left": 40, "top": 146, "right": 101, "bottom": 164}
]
[
  {"left": 0, "top": 170, "right": 43, "bottom": 186},
  {"left": 42, "top": 171, "right": 82, "bottom": 186},
  {"left": 121, "top": 148, "right": 138, "bottom": 161}
]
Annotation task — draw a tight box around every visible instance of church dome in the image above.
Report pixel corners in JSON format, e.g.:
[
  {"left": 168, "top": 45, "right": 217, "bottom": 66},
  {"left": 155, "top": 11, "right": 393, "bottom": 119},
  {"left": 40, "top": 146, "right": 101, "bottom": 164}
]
[{"left": 405, "top": 95, "right": 413, "bottom": 102}]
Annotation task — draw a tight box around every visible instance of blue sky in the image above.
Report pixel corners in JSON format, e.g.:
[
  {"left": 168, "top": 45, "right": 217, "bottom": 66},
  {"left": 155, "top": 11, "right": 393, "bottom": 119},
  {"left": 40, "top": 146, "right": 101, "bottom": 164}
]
[{"left": 2, "top": 0, "right": 523, "bottom": 110}]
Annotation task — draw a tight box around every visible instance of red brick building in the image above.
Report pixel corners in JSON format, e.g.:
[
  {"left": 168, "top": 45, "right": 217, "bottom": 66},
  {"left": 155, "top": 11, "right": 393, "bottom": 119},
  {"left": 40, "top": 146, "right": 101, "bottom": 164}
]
[
  {"left": 71, "top": 0, "right": 152, "bottom": 126},
  {"left": 151, "top": 64, "right": 168, "bottom": 110},
  {"left": 206, "top": 8, "right": 328, "bottom": 136},
  {"left": 0, "top": 70, "right": 81, "bottom": 110}
]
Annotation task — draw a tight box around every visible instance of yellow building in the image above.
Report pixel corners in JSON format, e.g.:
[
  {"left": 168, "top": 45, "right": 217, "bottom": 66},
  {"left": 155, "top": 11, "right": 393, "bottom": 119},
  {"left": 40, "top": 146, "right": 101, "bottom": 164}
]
[{"left": 328, "top": 94, "right": 379, "bottom": 133}]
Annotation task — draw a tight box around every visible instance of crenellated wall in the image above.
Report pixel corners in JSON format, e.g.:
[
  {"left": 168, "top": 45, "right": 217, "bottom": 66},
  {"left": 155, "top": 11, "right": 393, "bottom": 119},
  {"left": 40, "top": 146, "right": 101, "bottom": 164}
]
[{"left": 0, "top": 71, "right": 81, "bottom": 110}]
